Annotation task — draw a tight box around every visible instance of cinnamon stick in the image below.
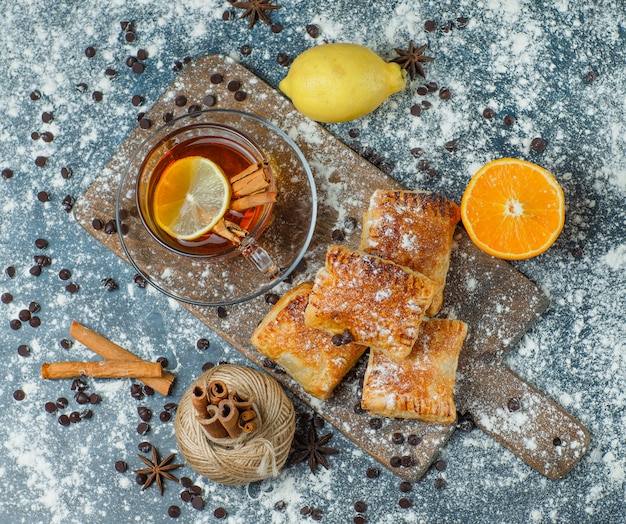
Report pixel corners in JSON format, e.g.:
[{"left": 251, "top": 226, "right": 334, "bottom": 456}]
[
  {"left": 69, "top": 321, "right": 175, "bottom": 396},
  {"left": 42, "top": 361, "right": 163, "bottom": 380},
  {"left": 208, "top": 380, "right": 229, "bottom": 405},
  {"left": 197, "top": 404, "right": 229, "bottom": 439},
  {"left": 230, "top": 192, "right": 277, "bottom": 212},
  {"left": 218, "top": 399, "right": 242, "bottom": 438},
  {"left": 192, "top": 385, "right": 209, "bottom": 416}
]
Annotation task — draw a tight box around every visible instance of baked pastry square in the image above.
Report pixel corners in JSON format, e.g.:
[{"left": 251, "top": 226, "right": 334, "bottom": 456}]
[
  {"left": 251, "top": 282, "right": 367, "bottom": 400},
  {"left": 361, "top": 189, "right": 460, "bottom": 316},
  {"left": 304, "top": 245, "right": 437, "bottom": 361},
  {"left": 361, "top": 318, "right": 467, "bottom": 424}
]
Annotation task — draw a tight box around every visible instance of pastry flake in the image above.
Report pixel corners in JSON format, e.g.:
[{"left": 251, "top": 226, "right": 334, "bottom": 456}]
[
  {"left": 361, "top": 318, "right": 468, "bottom": 424},
  {"left": 251, "top": 282, "right": 367, "bottom": 400},
  {"left": 361, "top": 189, "right": 460, "bottom": 315},
  {"left": 304, "top": 246, "right": 437, "bottom": 361}
]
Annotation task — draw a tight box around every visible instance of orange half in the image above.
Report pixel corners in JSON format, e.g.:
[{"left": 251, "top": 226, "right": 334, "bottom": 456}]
[{"left": 460, "top": 158, "right": 565, "bottom": 260}]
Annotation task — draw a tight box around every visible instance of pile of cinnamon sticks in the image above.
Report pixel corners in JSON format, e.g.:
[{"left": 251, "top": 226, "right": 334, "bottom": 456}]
[{"left": 192, "top": 380, "right": 258, "bottom": 439}]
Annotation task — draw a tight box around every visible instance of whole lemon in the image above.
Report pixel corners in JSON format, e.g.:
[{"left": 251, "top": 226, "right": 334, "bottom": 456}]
[{"left": 279, "top": 43, "right": 406, "bottom": 123}]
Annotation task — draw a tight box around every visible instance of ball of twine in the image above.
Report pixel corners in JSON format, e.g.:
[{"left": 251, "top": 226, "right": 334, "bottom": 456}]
[{"left": 174, "top": 364, "right": 295, "bottom": 485}]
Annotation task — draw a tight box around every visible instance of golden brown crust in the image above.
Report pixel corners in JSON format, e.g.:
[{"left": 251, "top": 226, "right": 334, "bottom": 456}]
[
  {"left": 361, "top": 318, "right": 467, "bottom": 424},
  {"left": 251, "top": 282, "right": 366, "bottom": 400},
  {"left": 304, "top": 246, "right": 437, "bottom": 361},
  {"left": 361, "top": 189, "right": 460, "bottom": 315}
]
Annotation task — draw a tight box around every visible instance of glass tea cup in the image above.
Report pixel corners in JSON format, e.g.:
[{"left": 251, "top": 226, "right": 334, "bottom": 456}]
[{"left": 116, "top": 110, "right": 317, "bottom": 306}]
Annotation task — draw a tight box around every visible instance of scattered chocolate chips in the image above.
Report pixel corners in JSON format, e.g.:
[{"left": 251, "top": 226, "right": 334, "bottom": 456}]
[
  {"left": 439, "top": 87, "right": 451, "bottom": 100},
  {"left": 503, "top": 114, "right": 516, "bottom": 126},
  {"left": 584, "top": 71, "right": 597, "bottom": 83},
  {"left": 354, "top": 501, "right": 367, "bottom": 513},
  {"left": 421, "top": 100, "right": 432, "bottom": 109},
  {"left": 1, "top": 293, "right": 12, "bottom": 304},
  {"left": 480, "top": 351, "right": 495, "bottom": 363},
  {"left": 42, "top": 111, "right": 53, "bottom": 123},
  {"left": 191, "top": 496, "right": 204, "bottom": 510},
  {"left": 213, "top": 507, "right": 227, "bottom": 519},
  {"left": 138, "top": 406, "right": 152, "bottom": 422},
  {"left": 424, "top": 20, "right": 436, "bottom": 32},
  {"left": 58, "top": 414, "right": 70, "bottom": 426},
  {"left": 132, "top": 62, "right": 145, "bottom": 74},
  {"left": 18, "top": 344, "right": 30, "bottom": 357},
  {"left": 69, "top": 411, "right": 81, "bottom": 423},
  {"left": 354, "top": 516, "right": 365, "bottom": 524},
  {"left": 134, "top": 273, "right": 147, "bottom": 287},
  {"left": 175, "top": 95, "right": 187, "bottom": 107},
  {"left": 139, "top": 117, "right": 152, "bottom": 129},
  {"left": 58, "top": 269, "right": 71, "bottom": 280},
  {"left": 168, "top": 505, "right": 181, "bottom": 518},
  {"left": 306, "top": 24, "right": 320, "bottom": 38},
  {"left": 10, "top": 319, "right": 22, "bottom": 330},
  {"left": 81, "top": 409, "right": 93, "bottom": 419},
  {"left": 101, "top": 277, "right": 118, "bottom": 291},
  {"left": 89, "top": 393, "right": 101, "bottom": 405},
  {"left": 417, "top": 85, "right": 428, "bottom": 96},
  {"left": 311, "top": 508, "right": 323, "bottom": 521},
  {"left": 137, "top": 49, "right": 148, "bottom": 61},
  {"left": 271, "top": 22, "right": 283, "bottom": 33},
  {"left": 2, "top": 168, "right": 14, "bottom": 179},
  {"left": 553, "top": 437, "right": 562, "bottom": 446},
  {"left": 203, "top": 94, "right": 216, "bottom": 107},
  {"left": 331, "top": 228, "right": 345, "bottom": 241},
  {"left": 196, "top": 338, "right": 210, "bottom": 350},
  {"left": 60, "top": 338, "right": 72, "bottom": 349},
  {"left": 159, "top": 411, "right": 172, "bottom": 422},
  {"left": 399, "top": 481, "right": 412, "bottom": 492},
  {"left": 457, "top": 413, "right": 475, "bottom": 432},
  {"left": 570, "top": 246, "right": 584, "bottom": 259},
  {"left": 125, "top": 32, "right": 137, "bottom": 43},
  {"left": 410, "top": 104, "right": 422, "bottom": 116},
  {"left": 37, "top": 191, "right": 50, "bottom": 202},
  {"left": 75, "top": 391, "right": 89, "bottom": 405},
  {"left": 227, "top": 80, "right": 241, "bottom": 92},
  {"left": 407, "top": 434, "right": 421, "bottom": 446},
  {"left": 29, "top": 265, "right": 42, "bottom": 277},
  {"left": 531, "top": 137, "right": 546, "bottom": 152},
  {"left": 56, "top": 397, "right": 69, "bottom": 409},
  {"left": 31, "top": 132, "right": 40, "bottom": 141},
  {"left": 391, "top": 432, "right": 405, "bottom": 445},
  {"left": 115, "top": 460, "right": 127, "bottom": 473},
  {"left": 30, "top": 90, "right": 42, "bottom": 101},
  {"left": 456, "top": 17, "right": 469, "bottom": 27},
  {"left": 216, "top": 306, "right": 227, "bottom": 318},
  {"left": 29, "top": 301, "right": 40, "bottom": 313},
  {"left": 104, "top": 219, "right": 117, "bottom": 234},
  {"left": 277, "top": 53, "right": 291, "bottom": 66},
  {"left": 433, "top": 459, "right": 447, "bottom": 472},
  {"left": 61, "top": 167, "right": 72, "bottom": 179},
  {"left": 130, "top": 384, "right": 144, "bottom": 400},
  {"left": 234, "top": 90, "right": 247, "bottom": 101},
  {"left": 138, "top": 441, "right": 152, "bottom": 453},
  {"left": 368, "top": 417, "right": 382, "bottom": 430},
  {"left": 85, "top": 46, "right": 96, "bottom": 58},
  {"left": 444, "top": 140, "right": 458, "bottom": 152},
  {"left": 137, "top": 422, "right": 150, "bottom": 435},
  {"left": 105, "top": 68, "right": 117, "bottom": 77},
  {"left": 29, "top": 316, "right": 41, "bottom": 328},
  {"left": 62, "top": 195, "right": 75, "bottom": 212},
  {"left": 45, "top": 401, "right": 57, "bottom": 413},
  {"left": 143, "top": 385, "right": 155, "bottom": 396},
  {"left": 35, "top": 156, "right": 47, "bottom": 167},
  {"left": 390, "top": 456, "right": 402, "bottom": 468},
  {"left": 65, "top": 283, "right": 79, "bottom": 294},
  {"left": 210, "top": 73, "right": 223, "bottom": 84},
  {"left": 41, "top": 131, "right": 53, "bottom": 142},
  {"left": 131, "top": 94, "right": 144, "bottom": 107}
]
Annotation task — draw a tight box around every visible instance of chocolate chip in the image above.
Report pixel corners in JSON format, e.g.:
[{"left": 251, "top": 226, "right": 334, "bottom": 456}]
[
  {"left": 311, "top": 508, "right": 323, "bottom": 521},
  {"left": 458, "top": 413, "right": 475, "bottom": 432},
  {"left": 191, "top": 496, "right": 204, "bottom": 510},
  {"left": 213, "top": 507, "right": 227, "bottom": 519},
  {"left": 105, "top": 68, "right": 117, "bottom": 77},
  {"left": 553, "top": 437, "right": 562, "bottom": 446},
  {"left": 125, "top": 32, "right": 136, "bottom": 43},
  {"left": 85, "top": 46, "right": 96, "bottom": 58},
  {"left": 416, "top": 85, "right": 428, "bottom": 96},
  {"left": 45, "top": 401, "right": 57, "bottom": 413},
  {"left": 130, "top": 384, "right": 144, "bottom": 400},
  {"left": 143, "top": 385, "right": 155, "bottom": 396},
  {"left": 331, "top": 334, "right": 344, "bottom": 346},
  {"left": 101, "top": 277, "right": 118, "bottom": 291},
  {"left": 399, "top": 481, "right": 412, "bottom": 492},
  {"left": 482, "top": 107, "right": 495, "bottom": 119},
  {"left": 480, "top": 351, "right": 495, "bottom": 363},
  {"left": 137, "top": 406, "right": 152, "bottom": 422},
  {"left": 444, "top": 140, "right": 457, "bottom": 152},
  {"left": 31, "top": 131, "right": 40, "bottom": 141},
  {"left": 434, "top": 478, "right": 447, "bottom": 490},
  {"left": 222, "top": 9, "right": 234, "bottom": 21},
  {"left": 34, "top": 255, "right": 51, "bottom": 266},
  {"left": 306, "top": 24, "right": 320, "bottom": 38},
  {"left": 56, "top": 397, "right": 69, "bottom": 409},
  {"left": 175, "top": 95, "right": 187, "bottom": 107},
  {"left": 164, "top": 402, "right": 178, "bottom": 412},
  {"left": 421, "top": 100, "right": 432, "bottom": 109},
  {"left": 2, "top": 168, "right": 14, "bottom": 179},
  {"left": 168, "top": 505, "right": 181, "bottom": 518},
  {"left": 58, "top": 269, "right": 71, "bottom": 281},
  {"left": 368, "top": 417, "right": 382, "bottom": 430},
  {"left": 29, "top": 316, "right": 41, "bottom": 328},
  {"left": 216, "top": 306, "right": 227, "bottom": 318},
  {"left": 424, "top": 20, "right": 436, "bottom": 32},
  {"left": 507, "top": 397, "right": 521, "bottom": 412},
  {"left": 274, "top": 500, "right": 287, "bottom": 511},
  {"left": 61, "top": 167, "right": 72, "bottom": 179},
  {"left": 65, "top": 282, "right": 79, "bottom": 294},
  {"left": 18, "top": 344, "right": 30, "bottom": 357},
  {"left": 354, "top": 516, "right": 365, "bottom": 524},
  {"left": 17, "top": 309, "right": 29, "bottom": 322},
  {"left": 354, "top": 501, "right": 367, "bottom": 513},
  {"left": 277, "top": 53, "right": 291, "bottom": 66},
  {"left": 138, "top": 441, "right": 151, "bottom": 453},
  {"left": 234, "top": 90, "right": 247, "bottom": 101},
  {"left": 203, "top": 94, "right": 216, "bottom": 107},
  {"left": 180, "top": 477, "right": 193, "bottom": 489},
  {"left": 75, "top": 391, "right": 89, "bottom": 405},
  {"left": 570, "top": 246, "right": 584, "bottom": 259},
  {"left": 1, "top": 293, "right": 12, "bottom": 304},
  {"left": 9, "top": 318, "right": 21, "bottom": 330},
  {"left": 137, "top": 422, "right": 150, "bottom": 435},
  {"left": 135, "top": 473, "right": 147, "bottom": 485},
  {"left": 58, "top": 414, "right": 70, "bottom": 426},
  {"left": 398, "top": 497, "right": 412, "bottom": 509},
  {"left": 134, "top": 273, "right": 147, "bottom": 287},
  {"left": 115, "top": 460, "right": 127, "bottom": 473},
  {"left": 188, "top": 104, "right": 202, "bottom": 115},
  {"left": 35, "top": 156, "right": 47, "bottom": 167},
  {"left": 29, "top": 265, "right": 42, "bottom": 277},
  {"left": 69, "top": 411, "right": 81, "bottom": 423},
  {"left": 407, "top": 434, "right": 421, "bottom": 446},
  {"left": 104, "top": 219, "right": 117, "bottom": 234},
  {"left": 584, "top": 71, "right": 597, "bottom": 83},
  {"left": 227, "top": 80, "right": 241, "bottom": 92},
  {"left": 366, "top": 467, "right": 379, "bottom": 478},
  {"left": 139, "top": 117, "right": 152, "bottom": 129},
  {"left": 210, "top": 73, "right": 223, "bottom": 84},
  {"left": 29, "top": 301, "right": 40, "bottom": 313},
  {"left": 92, "top": 91, "right": 103, "bottom": 102},
  {"left": 81, "top": 409, "right": 93, "bottom": 419},
  {"left": 240, "top": 45, "right": 253, "bottom": 56},
  {"left": 410, "top": 104, "right": 422, "bottom": 116},
  {"left": 440, "top": 22, "right": 452, "bottom": 33},
  {"left": 390, "top": 456, "right": 402, "bottom": 468},
  {"left": 439, "top": 87, "right": 451, "bottom": 100},
  {"left": 132, "top": 62, "right": 145, "bottom": 74},
  {"left": 456, "top": 17, "right": 469, "bottom": 27},
  {"left": 42, "top": 111, "right": 53, "bottom": 123},
  {"left": 30, "top": 90, "right": 42, "bottom": 101},
  {"left": 137, "top": 49, "right": 148, "bottom": 61},
  {"left": 531, "top": 137, "right": 546, "bottom": 152},
  {"left": 13, "top": 389, "right": 25, "bottom": 401},
  {"left": 131, "top": 95, "right": 143, "bottom": 107},
  {"left": 433, "top": 459, "right": 447, "bottom": 471},
  {"left": 300, "top": 506, "right": 312, "bottom": 517},
  {"left": 391, "top": 432, "right": 405, "bottom": 445},
  {"left": 503, "top": 114, "right": 516, "bottom": 126}
]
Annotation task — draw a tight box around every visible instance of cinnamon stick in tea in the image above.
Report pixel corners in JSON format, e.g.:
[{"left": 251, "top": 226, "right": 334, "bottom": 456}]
[
  {"left": 69, "top": 320, "right": 175, "bottom": 396},
  {"left": 42, "top": 361, "right": 163, "bottom": 380}
]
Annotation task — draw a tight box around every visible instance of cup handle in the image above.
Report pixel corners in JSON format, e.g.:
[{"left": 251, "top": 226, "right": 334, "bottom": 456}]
[{"left": 238, "top": 236, "right": 280, "bottom": 280}]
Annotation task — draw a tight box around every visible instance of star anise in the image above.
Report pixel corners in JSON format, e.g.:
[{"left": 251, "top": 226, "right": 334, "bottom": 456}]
[
  {"left": 133, "top": 446, "right": 183, "bottom": 495},
  {"left": 290, "top": 420, "right": 339, "bottom": 474},
  {"left": 230, "top": 0, "right": 282, "bottom": 29},
  {"left": 391, "top": 40, "right": 434, "bottom": 81}
]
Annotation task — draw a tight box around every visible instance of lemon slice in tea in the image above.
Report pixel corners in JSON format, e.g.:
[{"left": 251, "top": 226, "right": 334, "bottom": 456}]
[{"left": 152, "top": 156, "right": 231, "bottom": 241}]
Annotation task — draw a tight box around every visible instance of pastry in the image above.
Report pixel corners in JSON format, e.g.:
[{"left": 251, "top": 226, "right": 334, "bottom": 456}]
[
  {"left": 361, "top": 318, "right": 468, "bottom": 424},
  {"left": 251, "top": 282, "right": 367, "bottom": 400},
  {"left": 361, "top": 189, "right": 460, "bottom": 315},
  {"left": 304, "top": 246, "right": 437, "bottom": 361}
]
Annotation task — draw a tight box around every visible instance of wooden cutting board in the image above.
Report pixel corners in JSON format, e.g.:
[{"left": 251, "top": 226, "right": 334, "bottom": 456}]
[{"left": 73, "top": 55, "right": 589, "bottom": 481}]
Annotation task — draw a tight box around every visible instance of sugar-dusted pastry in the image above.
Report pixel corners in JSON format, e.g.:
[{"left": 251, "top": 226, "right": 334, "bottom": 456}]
[
  {"left": 251, "top": 282, "right": 367, "bottom": 400},
  {"left": 361, "top": 318, "right": 467, "bottom": 424},
  {"left": 361, "top": 189, "right": 461, "bottom": 316},
  {"left": 304, "top": 246, "right": 437, "bottom": 361}
]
